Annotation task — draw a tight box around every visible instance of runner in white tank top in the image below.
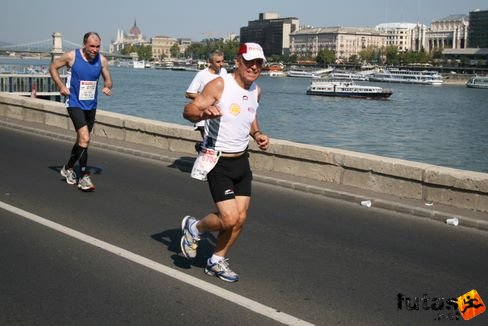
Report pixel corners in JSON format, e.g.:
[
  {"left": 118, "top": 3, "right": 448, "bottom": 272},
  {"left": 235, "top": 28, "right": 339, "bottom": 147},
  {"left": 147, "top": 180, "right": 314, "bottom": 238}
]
[
  {"left": 203, "top": 73, "right": 259, "bottom": 153},
  {"left": 181, "top": 43, "right": 270, "bottom": 282}
]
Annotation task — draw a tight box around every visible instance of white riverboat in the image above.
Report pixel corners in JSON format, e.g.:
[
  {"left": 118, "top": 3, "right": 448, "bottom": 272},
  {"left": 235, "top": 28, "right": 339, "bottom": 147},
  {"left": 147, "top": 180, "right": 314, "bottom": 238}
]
[
  {"left": 368, "top": 68, "right": 443, "bottom": 85},
  {"left": 306, "top": 79, "right": 393, "bottom": 99},
  {"left": 133, "top": 60, "right": 145, "bottom": 69},
  {"left": 328, "top": 70, "right": 373, "bottom": 81},
  {"left": 466, "top": 75, "right": 488, "bottom": 89},
  {"left": 262, "top": 70, "right": 287, "bottom": 77},
  {"left": 287, "top": 67, "right": 333, "bottom": 78}
]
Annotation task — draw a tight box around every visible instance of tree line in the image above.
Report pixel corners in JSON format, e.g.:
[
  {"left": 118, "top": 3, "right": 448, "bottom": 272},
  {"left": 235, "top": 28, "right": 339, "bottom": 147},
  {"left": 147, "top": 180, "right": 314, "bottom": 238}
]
[
  {"left": 120, "top": 39, "right": 477, "bottom": 67},
  {"left": 120, "top": 39, "right": 241, "bottom": 62}
]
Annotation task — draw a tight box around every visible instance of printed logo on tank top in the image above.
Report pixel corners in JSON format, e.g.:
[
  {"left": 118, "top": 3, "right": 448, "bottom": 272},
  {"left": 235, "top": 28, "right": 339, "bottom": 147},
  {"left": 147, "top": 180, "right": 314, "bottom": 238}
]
[{"left": 229, "top": 103, "right": 240, "bottom": 116}]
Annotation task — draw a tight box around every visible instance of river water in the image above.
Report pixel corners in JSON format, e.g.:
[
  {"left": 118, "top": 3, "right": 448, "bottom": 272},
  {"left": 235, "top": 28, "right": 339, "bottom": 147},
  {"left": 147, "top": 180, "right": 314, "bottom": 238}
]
[{"left": 2, "top": 59, "right": 488, "bottom": 173}]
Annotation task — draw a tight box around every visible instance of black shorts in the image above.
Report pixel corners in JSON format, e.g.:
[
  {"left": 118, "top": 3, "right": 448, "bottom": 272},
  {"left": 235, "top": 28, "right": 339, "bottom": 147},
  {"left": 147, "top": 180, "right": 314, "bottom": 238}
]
[
  {"left": 67, "top": 107, "right": 96, "bottom": 132},
  {"left": 207, "top": 152, "right": 253, "bottom": 203}
]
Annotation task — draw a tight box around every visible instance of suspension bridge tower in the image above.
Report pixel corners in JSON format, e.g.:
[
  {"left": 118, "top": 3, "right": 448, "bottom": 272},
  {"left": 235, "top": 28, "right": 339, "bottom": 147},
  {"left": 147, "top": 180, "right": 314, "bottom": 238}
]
[{"left": 51, "top": 32, "right": 64, "bottom": 62}]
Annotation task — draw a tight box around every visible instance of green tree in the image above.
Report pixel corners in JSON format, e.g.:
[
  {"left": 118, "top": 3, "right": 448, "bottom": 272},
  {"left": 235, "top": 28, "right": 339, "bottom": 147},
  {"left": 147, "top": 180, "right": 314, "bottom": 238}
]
[
  {"left": 268, "top": 54, "right": 282, "bottom": 63},
  {"left": 170, "top": 43, "right": 180, "bottom": 58},
  {"left": 385, "top": 45, "right": 399, "bottom": 65},
  {"left": 431, "top": 47, "right": 443, "bottom": 60},
  {"left": 185, "top": 43, "right": 206, "bottom": 59},
  {"left": 184, "top": 38, "right": 239, "bottom": 63},
  {"left": 120, "top": 45, "right": 135, "bottom": 56},
  {"left": 138, "top": 45, "right": 152, "bottom": 61},
  {"left": 416, "top": 48, "right": 430, "bottom": 64},
  {"left": 316, "top": 49, "right": 335, "bottom": 66},
  {"left": 221, "top": 39, "right": 240, "bottom": 62},
  {"left": 359, "top": 46, "right": 375, "bottom": 63},
  {"left": 121, "top": 44, "right": 152, "bottom": 61},
  {"left": 348, "top": 54, "right": 360, "bottom": 64}
]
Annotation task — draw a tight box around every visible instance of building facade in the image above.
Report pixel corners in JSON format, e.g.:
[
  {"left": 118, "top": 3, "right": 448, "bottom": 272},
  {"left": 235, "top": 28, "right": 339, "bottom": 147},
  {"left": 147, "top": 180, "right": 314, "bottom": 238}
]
[
  {"left": 468, "top": 9, "right": 488, "bottom": 48},
  {"left": 375, "top": 23, "right": 428, "bottom": 52},
  {"left": 240, "top": 12, "right": 300, "bottom": 56},
  {"left": 290, "top": 26, "right": 386, "bottom": 60},
  {"left": 109, "top": 20, "right": 149, "bottom": 53},
  {"left": 151, "top": 36, "right": 177, "bottom": 60},
  {"left": 425, "top": 14, "right": 469, "bottom": 51}
]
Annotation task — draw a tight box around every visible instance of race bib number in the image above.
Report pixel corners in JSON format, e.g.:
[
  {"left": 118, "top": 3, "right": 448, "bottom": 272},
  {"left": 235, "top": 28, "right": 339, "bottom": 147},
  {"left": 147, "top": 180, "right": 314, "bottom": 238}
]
[
  {"left": 78, "top": 80, "right": 97, "bottom": 100},
  {"left": 191, "top": 147, "right": 221, "bottom": 181}
]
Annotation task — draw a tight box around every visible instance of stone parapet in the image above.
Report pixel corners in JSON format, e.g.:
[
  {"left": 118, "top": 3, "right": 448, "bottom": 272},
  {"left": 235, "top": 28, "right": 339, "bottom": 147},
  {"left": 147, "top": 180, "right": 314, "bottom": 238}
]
[{"left": 1, "top": 92, "right": 487, "bottom": 213}]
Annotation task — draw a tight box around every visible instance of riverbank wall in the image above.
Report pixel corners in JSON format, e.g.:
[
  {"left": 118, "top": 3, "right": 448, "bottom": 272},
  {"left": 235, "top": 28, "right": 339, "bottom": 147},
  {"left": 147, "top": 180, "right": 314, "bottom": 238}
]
[{"left": 1, "top": 92, "right": 487, "bottom": 214}]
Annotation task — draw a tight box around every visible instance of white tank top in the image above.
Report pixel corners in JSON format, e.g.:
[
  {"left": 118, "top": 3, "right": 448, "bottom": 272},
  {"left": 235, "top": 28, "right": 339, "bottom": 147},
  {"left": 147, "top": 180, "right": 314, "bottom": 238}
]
[{"left": 203, "top": 74, "right": 259, "bottom": 153}]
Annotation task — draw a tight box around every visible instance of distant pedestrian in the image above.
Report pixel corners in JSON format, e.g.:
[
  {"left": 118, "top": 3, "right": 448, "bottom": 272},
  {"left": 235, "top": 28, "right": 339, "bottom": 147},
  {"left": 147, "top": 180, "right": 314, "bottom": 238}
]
[
  {"left": 180, "top": 42, "right": 269, "bottom": 282},
  {"left": 185, "top": 49, "right": 227, "bottom": 140},
  {"left": 49, "top": 32, "right": 112, "bottom": 191}
]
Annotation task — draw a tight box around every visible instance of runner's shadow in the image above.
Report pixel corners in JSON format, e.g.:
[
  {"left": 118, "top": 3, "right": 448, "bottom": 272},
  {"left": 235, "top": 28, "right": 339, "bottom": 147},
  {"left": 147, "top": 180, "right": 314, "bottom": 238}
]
[
  {"left": 167, "top": 157, "right": 194, "bottom": 174},
  {"left": 151, "top": 229, "right": 216, "bottom": 269}
]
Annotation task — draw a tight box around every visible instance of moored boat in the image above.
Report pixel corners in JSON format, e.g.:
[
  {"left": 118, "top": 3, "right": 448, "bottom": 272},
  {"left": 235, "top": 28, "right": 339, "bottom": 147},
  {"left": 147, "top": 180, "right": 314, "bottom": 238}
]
[
  {"left": 287, "top": 67, "right": 333, "bottom": 78},
  {"left": 306, "top": 79, "right": 393, "bottom": 99},
  {"left": 262, "top": 70, "right": 287, "bottom": 77},
  {"left": 133, "top": 60, "right": 145, "bottom": 69},
  {"left": 369, "top": 68, "right": 443, "bottom": 85},
  {"left": 263, "top": 62, "right": 285, "bottom": 72},
  {"left": 466, "top": 75, "right": 488, "bottom": 89},
  {"left": 328, "top": 70, "right": 372, "bottom": 81}
]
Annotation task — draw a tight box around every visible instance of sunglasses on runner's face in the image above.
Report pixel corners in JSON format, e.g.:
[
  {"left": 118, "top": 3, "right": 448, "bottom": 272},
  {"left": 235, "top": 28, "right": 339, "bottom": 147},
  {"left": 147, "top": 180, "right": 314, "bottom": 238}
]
[{"left": 242, "top": 58, "right": 264, "bottom": 67}]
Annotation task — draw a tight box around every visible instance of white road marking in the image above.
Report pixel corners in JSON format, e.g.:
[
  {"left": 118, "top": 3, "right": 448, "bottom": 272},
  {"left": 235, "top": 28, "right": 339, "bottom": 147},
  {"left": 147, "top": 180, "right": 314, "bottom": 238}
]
[{"left": 0, "top": 201, "right": 314, "bottom": 326}]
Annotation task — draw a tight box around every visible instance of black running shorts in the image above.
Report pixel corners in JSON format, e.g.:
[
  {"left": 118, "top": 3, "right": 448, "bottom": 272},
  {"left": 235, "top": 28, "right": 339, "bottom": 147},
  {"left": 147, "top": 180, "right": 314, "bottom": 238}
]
[
  {"left": 207, "top": 152, "right": 253, "bottom": 203},
  {"left": 67, "top": 107, "right": 96, "bottom": 132}
]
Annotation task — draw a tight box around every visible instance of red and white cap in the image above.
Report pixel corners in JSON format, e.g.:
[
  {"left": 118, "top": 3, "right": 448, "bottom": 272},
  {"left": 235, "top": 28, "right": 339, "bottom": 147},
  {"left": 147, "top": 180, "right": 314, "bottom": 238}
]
[{"left": 238, "top": 42, "right": 266, "bottom": 61}]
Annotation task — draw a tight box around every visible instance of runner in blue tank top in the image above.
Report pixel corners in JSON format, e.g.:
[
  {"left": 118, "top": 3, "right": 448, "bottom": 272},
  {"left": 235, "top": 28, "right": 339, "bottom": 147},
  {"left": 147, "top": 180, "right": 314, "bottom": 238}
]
[{"left": 49, "top": 32, "right": 112, "bottom": 191}]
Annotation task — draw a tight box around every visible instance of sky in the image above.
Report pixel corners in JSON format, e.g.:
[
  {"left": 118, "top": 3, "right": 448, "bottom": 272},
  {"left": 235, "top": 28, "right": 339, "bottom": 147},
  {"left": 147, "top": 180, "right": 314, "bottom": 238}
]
[{"left": 1, "top": 0, "right": 486, "bottom": 50}]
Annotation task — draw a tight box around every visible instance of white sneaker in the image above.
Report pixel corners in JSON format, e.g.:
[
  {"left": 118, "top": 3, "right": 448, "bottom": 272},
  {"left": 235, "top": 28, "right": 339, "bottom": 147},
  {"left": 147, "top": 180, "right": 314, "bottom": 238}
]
[
  {"left": 180, "top": 215, "right": 200, "bottom": 259},
  {"left": 60, "top": 165, "right": 77, "bottom": 185},
  {"left": 78, "top": 174, "right": 95, "bottom": 191},
  {"left": 204, "top": 258, "right": 239, "bottom": 282}
]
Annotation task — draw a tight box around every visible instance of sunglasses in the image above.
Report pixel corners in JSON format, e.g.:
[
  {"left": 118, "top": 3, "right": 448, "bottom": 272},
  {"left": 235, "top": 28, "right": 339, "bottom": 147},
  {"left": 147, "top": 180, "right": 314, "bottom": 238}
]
[{"left": 242, "top": 58, "right": 264, "bottom": 67}]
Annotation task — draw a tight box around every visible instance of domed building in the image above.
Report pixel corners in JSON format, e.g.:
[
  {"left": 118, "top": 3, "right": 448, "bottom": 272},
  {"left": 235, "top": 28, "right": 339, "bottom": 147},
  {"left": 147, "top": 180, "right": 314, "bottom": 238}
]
[{"left": 109, "top": 19, "right": 149, "bottom": 54}]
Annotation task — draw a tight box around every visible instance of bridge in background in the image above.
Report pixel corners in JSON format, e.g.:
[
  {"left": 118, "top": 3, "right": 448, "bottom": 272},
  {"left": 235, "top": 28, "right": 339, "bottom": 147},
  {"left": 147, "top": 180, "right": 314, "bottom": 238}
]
[
  {"left": 0, "top": 33, "right": 131, "bottom": 60},
  {"left": 0, "top": 33, "right": 132, "bottom": 100}
]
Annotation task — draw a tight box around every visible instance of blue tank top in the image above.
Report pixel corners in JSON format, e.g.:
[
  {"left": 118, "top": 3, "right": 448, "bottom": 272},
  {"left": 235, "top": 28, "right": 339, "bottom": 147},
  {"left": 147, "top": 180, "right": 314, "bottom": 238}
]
[{"left": 65, "top": 49, "right": 102, "bottom": 110}]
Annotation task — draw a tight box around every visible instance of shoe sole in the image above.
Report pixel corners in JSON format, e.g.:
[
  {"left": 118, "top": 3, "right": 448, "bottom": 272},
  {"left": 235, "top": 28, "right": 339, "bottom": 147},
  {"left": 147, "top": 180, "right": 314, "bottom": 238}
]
[
  {"left": 78, "top": 185, "right": 95, "bottom": 191},
  {"left": 180, "top": 216, "right": 196, "bottom": 259},
  {"left": 204, "top": 268, "right": 239, "bottom": 282}
]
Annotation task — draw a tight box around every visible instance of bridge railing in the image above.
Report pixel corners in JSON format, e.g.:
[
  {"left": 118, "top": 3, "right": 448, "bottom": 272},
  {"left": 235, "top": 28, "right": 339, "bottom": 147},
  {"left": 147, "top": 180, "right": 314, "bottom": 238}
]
[
  {"left": 0, "top": 74, "right": 60, "bottom": 93},
  {"left": 0, "top": 64, "right": 67, "bottom": 99}
]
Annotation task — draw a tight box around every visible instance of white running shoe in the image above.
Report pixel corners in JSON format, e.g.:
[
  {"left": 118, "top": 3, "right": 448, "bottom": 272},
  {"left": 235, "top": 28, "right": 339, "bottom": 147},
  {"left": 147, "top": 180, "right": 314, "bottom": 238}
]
[
  {"left": 78, "top": 174, "right": 95, "bottom": 191},
  {"left": 204, "top": 258, "right": 239, "bottom": 282},
  {"left": 60, "top": 165, "right": 77, "bottom": 185},
  {"left": 180, "top": 215, "right": 200, "bottom": 259}
]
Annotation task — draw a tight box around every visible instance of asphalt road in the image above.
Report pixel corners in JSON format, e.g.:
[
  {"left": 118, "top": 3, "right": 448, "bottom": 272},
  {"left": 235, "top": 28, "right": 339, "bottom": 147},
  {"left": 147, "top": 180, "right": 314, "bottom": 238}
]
[{"left": 1, "top": 124, "right": 487, "bottom": 325}]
